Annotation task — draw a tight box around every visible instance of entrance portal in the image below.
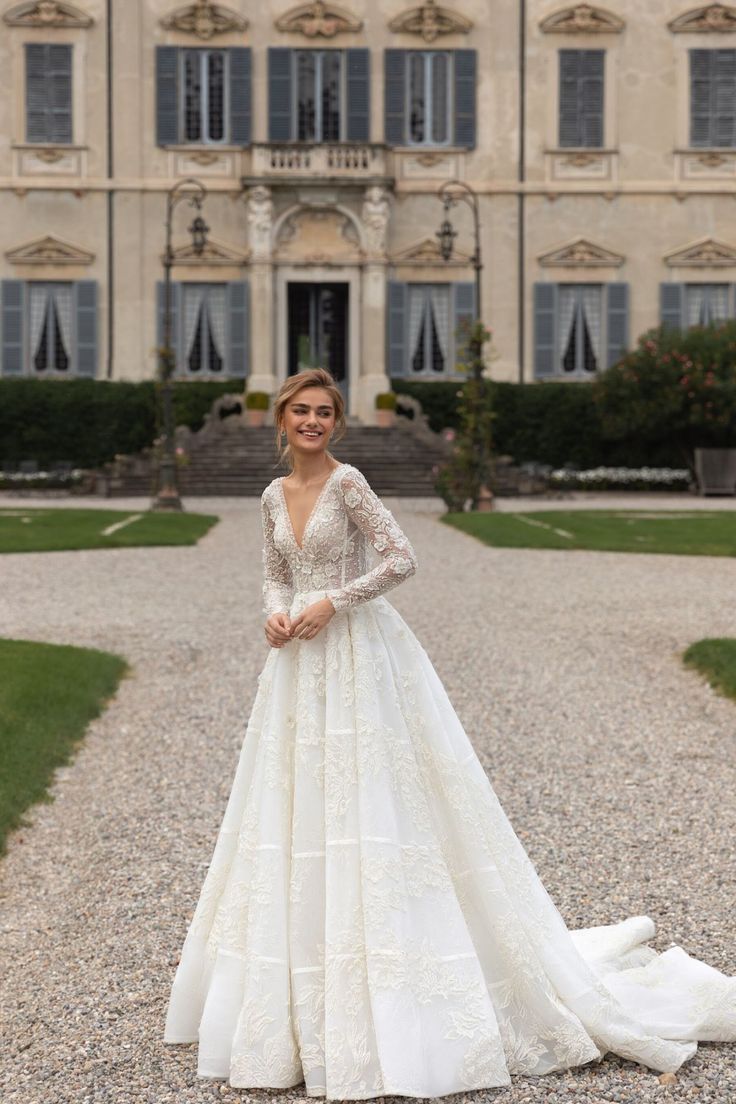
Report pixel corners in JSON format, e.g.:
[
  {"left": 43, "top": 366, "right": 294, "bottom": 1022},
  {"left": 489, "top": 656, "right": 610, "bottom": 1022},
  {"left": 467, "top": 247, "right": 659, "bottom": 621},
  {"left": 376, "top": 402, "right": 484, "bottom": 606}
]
[{"left": 287, "top": 283, "right": 348, "bottom": 399}]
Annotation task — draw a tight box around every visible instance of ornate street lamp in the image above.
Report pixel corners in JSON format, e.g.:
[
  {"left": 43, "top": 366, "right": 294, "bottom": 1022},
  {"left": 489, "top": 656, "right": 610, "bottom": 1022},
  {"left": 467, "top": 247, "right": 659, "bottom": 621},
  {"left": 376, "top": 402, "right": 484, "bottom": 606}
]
[
  {"left": 436, "top": 179, "right": 482, "bottom": 380},
  {"left": 152, "top": 178, "right": 209, "bottom": 512}
]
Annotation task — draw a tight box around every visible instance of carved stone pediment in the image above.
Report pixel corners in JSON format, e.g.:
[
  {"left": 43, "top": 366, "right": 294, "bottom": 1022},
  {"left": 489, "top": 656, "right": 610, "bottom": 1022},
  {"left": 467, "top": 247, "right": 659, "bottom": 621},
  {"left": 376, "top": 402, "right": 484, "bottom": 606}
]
[
  {"left": 539, "top": 237, "right": 624, "bottom": 267},
  {"left": 160, "top": 0, "right": 248, "bottom": 39},
  {"left": 3, "top": 1, "right": 93, "bottom": 27},
  {"left": 539, "top": 4, "right": 624, "bottom": 33},
  {"left": 168, "top": 238, "right": 249, "bottom": 265},
  {"left": 668, "top": 4, "right": 736, "bottom": 32},
  {"left": 665, "top": 237, "right": 736, "bottom": 266},
  {"left": 390, "top": 237, "right": 471, "bottom": 265},
  {"left": 275, "top": 0, "right": 362, "bottom": 37},
  {"left": 388, "top": 0, "right": 472, "bottom": 42},
  {"left": 275, "top": 207, "right": 363, "bottom": 261},
  {"left": 6, "top": 234, "right": 94, "bottom": 265}
]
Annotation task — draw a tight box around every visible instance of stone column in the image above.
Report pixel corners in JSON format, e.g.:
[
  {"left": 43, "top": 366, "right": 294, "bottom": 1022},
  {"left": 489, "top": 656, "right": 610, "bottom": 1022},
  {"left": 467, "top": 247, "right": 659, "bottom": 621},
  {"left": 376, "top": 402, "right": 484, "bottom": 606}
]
[
  {"left": 245, "top": 186, "right": 276, "bottom": 414},
  {"left": 358, "top": 186, "right": 391, "bottom": 425}
]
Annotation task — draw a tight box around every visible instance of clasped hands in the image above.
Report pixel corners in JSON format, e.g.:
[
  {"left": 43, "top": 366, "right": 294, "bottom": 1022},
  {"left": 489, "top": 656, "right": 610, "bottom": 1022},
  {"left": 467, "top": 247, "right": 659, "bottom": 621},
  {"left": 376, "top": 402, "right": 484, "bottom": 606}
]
[{"left": 264, "top": 597, "right": 336, "bottom": 648}]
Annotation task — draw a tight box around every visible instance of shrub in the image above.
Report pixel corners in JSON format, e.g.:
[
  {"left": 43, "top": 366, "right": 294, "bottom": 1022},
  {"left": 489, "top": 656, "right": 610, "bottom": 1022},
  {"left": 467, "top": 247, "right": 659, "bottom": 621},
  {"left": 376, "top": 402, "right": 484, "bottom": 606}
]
[
  {"left": 245, "top": 390, "right": 270, "bottom": 410},
  {"left": 375, "top": 391, "right": 397, "bottom": 410}
]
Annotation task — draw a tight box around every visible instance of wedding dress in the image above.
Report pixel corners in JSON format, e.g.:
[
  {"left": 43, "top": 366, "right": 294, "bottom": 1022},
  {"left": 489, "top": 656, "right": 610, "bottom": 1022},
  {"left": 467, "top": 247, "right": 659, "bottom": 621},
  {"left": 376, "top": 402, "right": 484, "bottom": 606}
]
[{"left": 164, "top": 461, "right": 736, "bottom": 1098}]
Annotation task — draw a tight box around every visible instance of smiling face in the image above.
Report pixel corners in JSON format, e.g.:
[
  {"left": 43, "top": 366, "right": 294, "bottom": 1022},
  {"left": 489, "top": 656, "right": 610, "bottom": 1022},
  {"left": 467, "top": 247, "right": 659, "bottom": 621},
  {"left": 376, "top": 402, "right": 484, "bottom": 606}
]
[{"left": 280, "top": 386, "right": 336, "bottom": 456}]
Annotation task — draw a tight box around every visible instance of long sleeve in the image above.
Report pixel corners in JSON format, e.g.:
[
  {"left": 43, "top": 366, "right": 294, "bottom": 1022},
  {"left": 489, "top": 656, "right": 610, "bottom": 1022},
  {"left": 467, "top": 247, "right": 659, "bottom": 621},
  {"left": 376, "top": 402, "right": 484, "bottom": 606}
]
[
  {"left": 324, "top": 467, "right": 418, "bottom": 613},
  {"left": 261, "top": 492, "right": 294, "bottom": 618}
]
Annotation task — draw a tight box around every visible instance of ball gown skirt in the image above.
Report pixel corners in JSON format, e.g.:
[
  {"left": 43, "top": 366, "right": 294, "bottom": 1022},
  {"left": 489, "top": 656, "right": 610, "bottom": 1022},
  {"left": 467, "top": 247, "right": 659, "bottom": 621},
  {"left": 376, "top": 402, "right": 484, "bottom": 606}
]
[{"left": 163, "top": 462, "right": 736, "bottom": 1098}]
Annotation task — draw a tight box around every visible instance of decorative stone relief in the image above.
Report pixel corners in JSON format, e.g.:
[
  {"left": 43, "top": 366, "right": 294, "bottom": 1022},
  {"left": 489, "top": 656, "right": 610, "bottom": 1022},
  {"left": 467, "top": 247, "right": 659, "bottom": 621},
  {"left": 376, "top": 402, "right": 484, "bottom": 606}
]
[
  {"left": 274, "top": 0, "right": 362, "bottom": 37},
  {"left": 388, "top": 0, "right": 472, "bottom": 42},
  {"left": 390, "top": 236, "right": 471, "bottom": 265},
  {"left": 664, "top": 237, "right": 736, "bottom": 266},
  {"left": 3, "top": 1, "right": 92, "bottom": 27},
  {"left": 539, "top": 4, "right": 624, "bottom": 33},
  {"left": 6, "top": 234, "right": 94, "bottom": 265},
  {"left": 361, "top": 186, "right": 390, "bottom": 257},
  {"left": 246, "top": 186, "right": 274, "bottom": 261},
  {"left": 668, "top": 4, "right": 736, "bottom": 31},
  {"left": 538, "top": 237, "right": 624, "bottom": 266},
  {"left": 160, "top": 0, "right": 248, "bottom": 39},
  {"left": 167, "top": 238, "right": 248, "bottom": 265},
  {"left": 275, "top": 207, "right": 363, "bottom": 262}
]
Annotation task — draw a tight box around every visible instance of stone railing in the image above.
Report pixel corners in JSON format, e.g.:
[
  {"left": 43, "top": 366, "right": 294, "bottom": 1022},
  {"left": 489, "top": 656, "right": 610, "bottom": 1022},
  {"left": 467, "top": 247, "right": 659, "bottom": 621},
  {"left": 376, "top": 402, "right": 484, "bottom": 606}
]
[{"left": 251, "top": 143, "right": 387, "bottom": 178}]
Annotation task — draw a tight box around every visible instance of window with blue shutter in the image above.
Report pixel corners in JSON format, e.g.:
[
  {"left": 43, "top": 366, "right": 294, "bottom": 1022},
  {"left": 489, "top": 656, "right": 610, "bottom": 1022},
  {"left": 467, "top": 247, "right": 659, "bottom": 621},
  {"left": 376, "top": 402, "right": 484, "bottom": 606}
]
[
  {"left": 157, "top": 281, "right": 249, "bottom": 376},
  {"left": 661, "top": 282, "right": 736, "bottom": 328},
  {"left": 26, "top": 44, "right": 73, "bottom": 144},
  {"left": 533, "top": 282, "right": 627, "bottom": 378},
  {"left": 156, "top": 47, "right": 251, "bottom": 146},
  {"left": 267, "top": 49, "right": 369, "bottom": 143},
  {"left": 387, "top": 282, "right": 472, "bottom": 376},
  {"left": 1, "top": 280, "right": 97, "bottom": 376},
  {"left": 383, "top": 50, "right": 476, "bottom": 148},
  {"left": 559, "top": 49, "right": 604, "bottom": 148},
  {"left": 690, "top": 50, "right": 736, "bottom": 147}
]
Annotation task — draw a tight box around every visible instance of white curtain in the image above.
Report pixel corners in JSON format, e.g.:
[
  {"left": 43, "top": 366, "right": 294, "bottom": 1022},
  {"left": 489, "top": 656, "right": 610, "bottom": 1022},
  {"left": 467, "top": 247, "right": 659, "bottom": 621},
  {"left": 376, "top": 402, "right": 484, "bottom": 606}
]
[
  {"left": 580, "top": 286, "right": 602, "bottom": 369},
  {"left": 408, "top": 287, "right": 426, "bottom": 369},
  {"left": 52, "top": 285, "right": 73, "bottom": 362},
  {"left": 183, "top": 285, "right": 206, "bottom": 367},
  {"left": 558, "top": 286, "right": 577, "bottom": 372},
  {"left": 686, "top": 285, "right": 707, "bottom": 328},
  {"left": 207, "top": 286, "right": 227, "bottom": 365},
  {"left": 687, "top": 284, "right": 729, "bottom": 326},
  {"left": 29, "top": 285, "right": 49, "bottom": 361},
  {"left": 430, "top": 286, "right": 450, "bottom": 370}
]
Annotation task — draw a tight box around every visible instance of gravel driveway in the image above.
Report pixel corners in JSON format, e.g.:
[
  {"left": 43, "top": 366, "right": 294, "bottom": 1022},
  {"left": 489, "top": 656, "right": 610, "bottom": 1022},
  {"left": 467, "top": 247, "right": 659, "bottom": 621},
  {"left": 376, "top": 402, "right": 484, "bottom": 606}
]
[{"left": 1, "top": 494, "right": 735, "bottom": 1104}]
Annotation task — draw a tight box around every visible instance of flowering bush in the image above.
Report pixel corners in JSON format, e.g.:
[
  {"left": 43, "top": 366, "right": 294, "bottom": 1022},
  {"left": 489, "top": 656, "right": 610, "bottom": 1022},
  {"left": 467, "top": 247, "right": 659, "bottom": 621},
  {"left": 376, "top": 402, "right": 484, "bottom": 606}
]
[
  {"left": 550, "top": 466, "right": 692, "bottom": 491},
  {"left": 0, "top": 468, "right": 87, "bottom": 489},
  {"left": 592, "top": 320, "right": 736, "bottom": 471}
]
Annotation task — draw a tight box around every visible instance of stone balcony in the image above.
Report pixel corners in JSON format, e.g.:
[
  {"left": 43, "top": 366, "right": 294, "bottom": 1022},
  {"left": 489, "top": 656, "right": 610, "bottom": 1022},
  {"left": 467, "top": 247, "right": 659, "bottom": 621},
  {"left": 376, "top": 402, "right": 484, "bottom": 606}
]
[{"left": 248, "top": 142, "right": 389, "bottom": 182}]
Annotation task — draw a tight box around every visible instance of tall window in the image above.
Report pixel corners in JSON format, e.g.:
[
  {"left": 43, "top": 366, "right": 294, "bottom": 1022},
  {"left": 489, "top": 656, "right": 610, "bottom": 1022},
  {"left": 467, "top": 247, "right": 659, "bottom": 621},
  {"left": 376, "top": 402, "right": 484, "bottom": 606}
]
[
  {"left": 558, "top": 285, "right": 602, "bottom": 374},
  {"left": 408, "top": 286, "right": 450, "bottom": 374},
  {"left": 685, "top": 284, "right": 730, "bottom": 325},
  {"left": 29, "top": 283, "right": 72, "bottom": 373},
  {"left": 294, "top": 51, "right": 343, "bottom": 141},
  {"left": 25, "top": 44, "right": 72, "bottom": 144},
  {"left": 690, "top": 50, "right": 736, "bottom": 147},
  {"left": 181, "top": 49, "right": 228, "bottom": 143},
  {"left": 182, "top": 285, "right": 226, "bottom": 374},
  {"left": 408, "top": 52, "right": 451, "bottom": 145},
  {"left": 559, "top": 49, "right": 604, "bottom": 147}
]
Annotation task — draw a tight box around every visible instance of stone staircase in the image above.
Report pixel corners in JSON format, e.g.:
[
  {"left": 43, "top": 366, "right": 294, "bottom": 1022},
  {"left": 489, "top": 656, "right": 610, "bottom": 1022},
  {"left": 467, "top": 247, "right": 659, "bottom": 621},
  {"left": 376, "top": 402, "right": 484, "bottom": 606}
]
[{"left": 99, "top": 420, "right": 451, "bottom": 498}]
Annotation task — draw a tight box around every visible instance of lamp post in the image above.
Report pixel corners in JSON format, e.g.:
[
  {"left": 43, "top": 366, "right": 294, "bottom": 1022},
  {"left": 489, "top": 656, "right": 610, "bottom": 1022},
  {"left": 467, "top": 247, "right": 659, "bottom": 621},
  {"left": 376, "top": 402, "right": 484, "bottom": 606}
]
[
  {"left": 152, "top": 178, "right": 210, "bottom": 512},
  {"left": 436, "top": 179, "right": 483, "bottom": 381}
]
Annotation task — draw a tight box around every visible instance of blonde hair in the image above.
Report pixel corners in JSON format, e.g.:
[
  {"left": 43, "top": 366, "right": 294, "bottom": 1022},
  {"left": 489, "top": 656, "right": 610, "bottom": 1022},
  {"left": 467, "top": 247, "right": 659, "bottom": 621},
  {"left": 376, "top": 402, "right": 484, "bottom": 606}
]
[{"left": 273, "top": 368, "right": 347, "bottom": 471}]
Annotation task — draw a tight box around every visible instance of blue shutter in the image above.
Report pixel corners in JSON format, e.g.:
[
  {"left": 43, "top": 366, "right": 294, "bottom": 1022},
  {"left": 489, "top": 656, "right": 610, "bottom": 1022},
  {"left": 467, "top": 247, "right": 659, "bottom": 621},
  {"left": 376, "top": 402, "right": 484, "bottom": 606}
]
[
  {"left": 452, "top": 282, "right": 476, "bottom": 365},
  {"left": 384, "top": 50, "right": 406, "bottom": 146},
  {"left": 387, "top": 281, "right": 407, "bottom": 376},
  {"left": 533, "top": 283, "right": 558, "bottom": 378},
  {"left": 227, "top": 281, "right": 249, "bottom": 378},
  {"left": 606, "top": 283, "right": 629, "bottom": 368},
  {"left": 453, "top": 50, "right": 476, "bottom": 149},
  {"left": 346, "top": 48, "right": 370, "bottom": 142},
  {"left": 75, "top": 281, "right": 98, "bottom": 378},
  {"left": 229, "top": 47, "right": 251, "bottom": 146},
  {"left": 156, "top": 46, "right": 179, "bottom": 146},
  {"left": 559, "top": 49, "right": 604, "bottom": 148},
  {"left": 660, "top": 283, "right": 684, "bottom": 331},
  {"left": 26, "top": 44, "right": 72, "bottom": 144},
  {"left": 157, "top": 280, "right": 181, "bottom": 373},
  {"left": 268, "top": 48, "right": 293, "bottom": 141},
  {"left": 714, "top": 49, "right": 736, "bottom": 147},
  {"left": 1, "top": 280, "right": 25, "bottom": 376}
]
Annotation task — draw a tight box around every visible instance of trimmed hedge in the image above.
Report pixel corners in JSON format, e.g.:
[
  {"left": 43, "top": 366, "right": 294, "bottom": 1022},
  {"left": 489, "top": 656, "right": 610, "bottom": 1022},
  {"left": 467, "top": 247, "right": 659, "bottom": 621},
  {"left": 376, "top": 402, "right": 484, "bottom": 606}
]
[{"left": 0, "top": 379, "right": 241, "bottom": 468}]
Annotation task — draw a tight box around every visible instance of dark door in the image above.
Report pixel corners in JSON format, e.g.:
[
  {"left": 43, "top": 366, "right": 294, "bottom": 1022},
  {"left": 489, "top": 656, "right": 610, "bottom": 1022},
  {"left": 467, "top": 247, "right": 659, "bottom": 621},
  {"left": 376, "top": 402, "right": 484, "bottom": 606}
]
[{"left": 287, "top": 283, "right": 348, "bottom": 398}]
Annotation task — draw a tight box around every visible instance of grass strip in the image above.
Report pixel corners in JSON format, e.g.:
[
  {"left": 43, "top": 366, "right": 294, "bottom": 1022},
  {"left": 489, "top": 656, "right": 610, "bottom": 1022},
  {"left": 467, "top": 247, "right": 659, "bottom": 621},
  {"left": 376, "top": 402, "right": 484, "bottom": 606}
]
[
  {"left": 0, "top": 507, "right": 218, "bottom": 553},
  {"left": 683, "top": 639, "right": 736, "bottom": 704},
  {"left": 0, "top": 638, "right": 129, "bottom": 854}
]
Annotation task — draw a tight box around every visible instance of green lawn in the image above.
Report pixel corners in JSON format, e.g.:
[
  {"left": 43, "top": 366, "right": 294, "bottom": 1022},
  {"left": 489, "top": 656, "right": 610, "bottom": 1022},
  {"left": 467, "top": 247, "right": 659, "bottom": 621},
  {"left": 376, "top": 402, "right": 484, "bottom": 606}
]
[
  {"left": 0, "top": 507, "right": 218, "bottom": 553},
  {"left": 442, "top": 509, "right": 736, "bottom": 557},
  {"left": 683, "top": 639, "right": 736, "bottom": 704},
  {"left": 0, "top": 638, "right": 129, "bottom": 855}
]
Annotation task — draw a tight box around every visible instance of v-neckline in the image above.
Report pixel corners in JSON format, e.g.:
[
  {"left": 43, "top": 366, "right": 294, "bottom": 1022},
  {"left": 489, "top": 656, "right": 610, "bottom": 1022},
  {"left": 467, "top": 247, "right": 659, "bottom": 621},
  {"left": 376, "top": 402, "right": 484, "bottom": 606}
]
[{"left": 278, "top": 463, "right": 345, "bottom": 551}]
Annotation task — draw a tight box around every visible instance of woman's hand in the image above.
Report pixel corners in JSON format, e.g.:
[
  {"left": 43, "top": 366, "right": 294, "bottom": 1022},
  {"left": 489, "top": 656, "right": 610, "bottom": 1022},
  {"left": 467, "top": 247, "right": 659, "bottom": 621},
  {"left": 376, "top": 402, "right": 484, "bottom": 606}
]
[
  {"left": 289, "top": 597, "right": 336, "bottom": 641},
  {"left": 265, "top": 612, "right": 293, "bottom": 648}
]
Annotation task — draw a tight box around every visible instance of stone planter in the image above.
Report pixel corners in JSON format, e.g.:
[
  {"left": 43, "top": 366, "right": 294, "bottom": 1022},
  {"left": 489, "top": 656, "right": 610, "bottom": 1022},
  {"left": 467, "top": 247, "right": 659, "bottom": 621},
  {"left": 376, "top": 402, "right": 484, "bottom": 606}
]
[
  {"left": 694, "top": 448, "right": 736, "bottom": 495},
  {"left": 375, "top": 409, "right": 395, "bottom": 428}
]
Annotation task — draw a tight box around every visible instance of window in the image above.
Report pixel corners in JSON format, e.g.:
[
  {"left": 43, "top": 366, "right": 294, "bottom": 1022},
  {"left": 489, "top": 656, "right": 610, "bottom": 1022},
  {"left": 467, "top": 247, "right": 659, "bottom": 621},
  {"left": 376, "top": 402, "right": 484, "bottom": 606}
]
[
  {"left": 25, "top": 43, "right": 72, "bottom": 144},
  {"left": 533, "top": 283, "right": 629, "bottom": 379},
  {"left": 182, "top": 285, "right": 226, "bottom": 374},
  {"left": 690, "top": 50, "right": 736, "bottom": 147},
  {"left": 407, "top": 286, "right": 451, "bottom": 373},
  {"left": 408, "top": 52, "right": 451, "bottom": 145},
  {"left": 558, "top": 285, "right": 602, "bottom": 374},
  {"left": 29, "top": 283, "right": 72, "bottom": 372},
  {"left": 559, "top": 49, "right": 604, "bottom": 148},
  {"left": 182, "top": 49, "right": 228, "bottom": 144},
  {"left": 686, "top": 283, "right": 730, "bottom": 325},
  {"left": 294, "top": 50, "right": 343, "bottom": 142}
]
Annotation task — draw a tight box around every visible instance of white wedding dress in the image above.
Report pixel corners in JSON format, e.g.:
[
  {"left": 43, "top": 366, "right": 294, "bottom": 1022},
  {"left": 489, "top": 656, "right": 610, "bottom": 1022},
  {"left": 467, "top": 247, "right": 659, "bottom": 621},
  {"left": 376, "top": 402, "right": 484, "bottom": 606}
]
[{"left": 164, "top": 461, "right": 736, "bottom": 1098}]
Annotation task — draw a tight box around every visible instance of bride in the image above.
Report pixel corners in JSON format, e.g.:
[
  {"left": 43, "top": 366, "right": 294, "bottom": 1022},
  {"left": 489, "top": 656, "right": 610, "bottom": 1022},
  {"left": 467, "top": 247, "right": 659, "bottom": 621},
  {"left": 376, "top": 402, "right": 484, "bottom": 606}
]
[{"left": 164, "top": 367, "right": 736, "bottom": 1098}]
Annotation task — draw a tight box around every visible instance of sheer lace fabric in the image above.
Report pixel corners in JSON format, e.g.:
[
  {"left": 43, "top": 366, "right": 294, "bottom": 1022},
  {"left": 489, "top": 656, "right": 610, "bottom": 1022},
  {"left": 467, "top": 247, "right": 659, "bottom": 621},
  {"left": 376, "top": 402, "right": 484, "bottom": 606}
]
[{"left": 164, "top": 462, "right": 736, "bottom": 1098}]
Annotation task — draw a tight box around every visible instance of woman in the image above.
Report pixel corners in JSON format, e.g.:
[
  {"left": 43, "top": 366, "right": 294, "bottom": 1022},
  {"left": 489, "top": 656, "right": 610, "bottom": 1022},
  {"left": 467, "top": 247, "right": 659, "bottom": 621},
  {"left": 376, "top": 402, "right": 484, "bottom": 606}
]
[{"left": 164, "top": 367, "right": 736, "bottom": 1098}]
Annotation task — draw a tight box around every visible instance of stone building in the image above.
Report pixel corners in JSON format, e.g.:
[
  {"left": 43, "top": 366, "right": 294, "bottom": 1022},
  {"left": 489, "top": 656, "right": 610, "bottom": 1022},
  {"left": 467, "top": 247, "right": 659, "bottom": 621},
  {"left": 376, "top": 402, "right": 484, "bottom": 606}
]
[{"left": 1, "top": 0, "right": 736, "bottom": 421}]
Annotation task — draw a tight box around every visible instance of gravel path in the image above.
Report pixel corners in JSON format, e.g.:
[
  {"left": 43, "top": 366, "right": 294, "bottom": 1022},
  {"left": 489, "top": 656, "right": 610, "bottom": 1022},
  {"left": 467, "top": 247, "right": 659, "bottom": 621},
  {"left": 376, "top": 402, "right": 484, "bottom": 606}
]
[{"left": 1, "top": 493, "right": 735, "bottom": 1104}]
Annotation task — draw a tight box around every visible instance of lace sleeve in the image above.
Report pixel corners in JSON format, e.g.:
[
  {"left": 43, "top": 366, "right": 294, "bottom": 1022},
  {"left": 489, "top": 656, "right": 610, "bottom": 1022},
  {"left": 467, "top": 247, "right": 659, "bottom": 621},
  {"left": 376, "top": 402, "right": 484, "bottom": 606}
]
[
  {"left": 324, "top": 467, "right": 418, "bottom": 613},
  {"left": 261, "top": 490, "right": 294, "bottom": 618}
]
